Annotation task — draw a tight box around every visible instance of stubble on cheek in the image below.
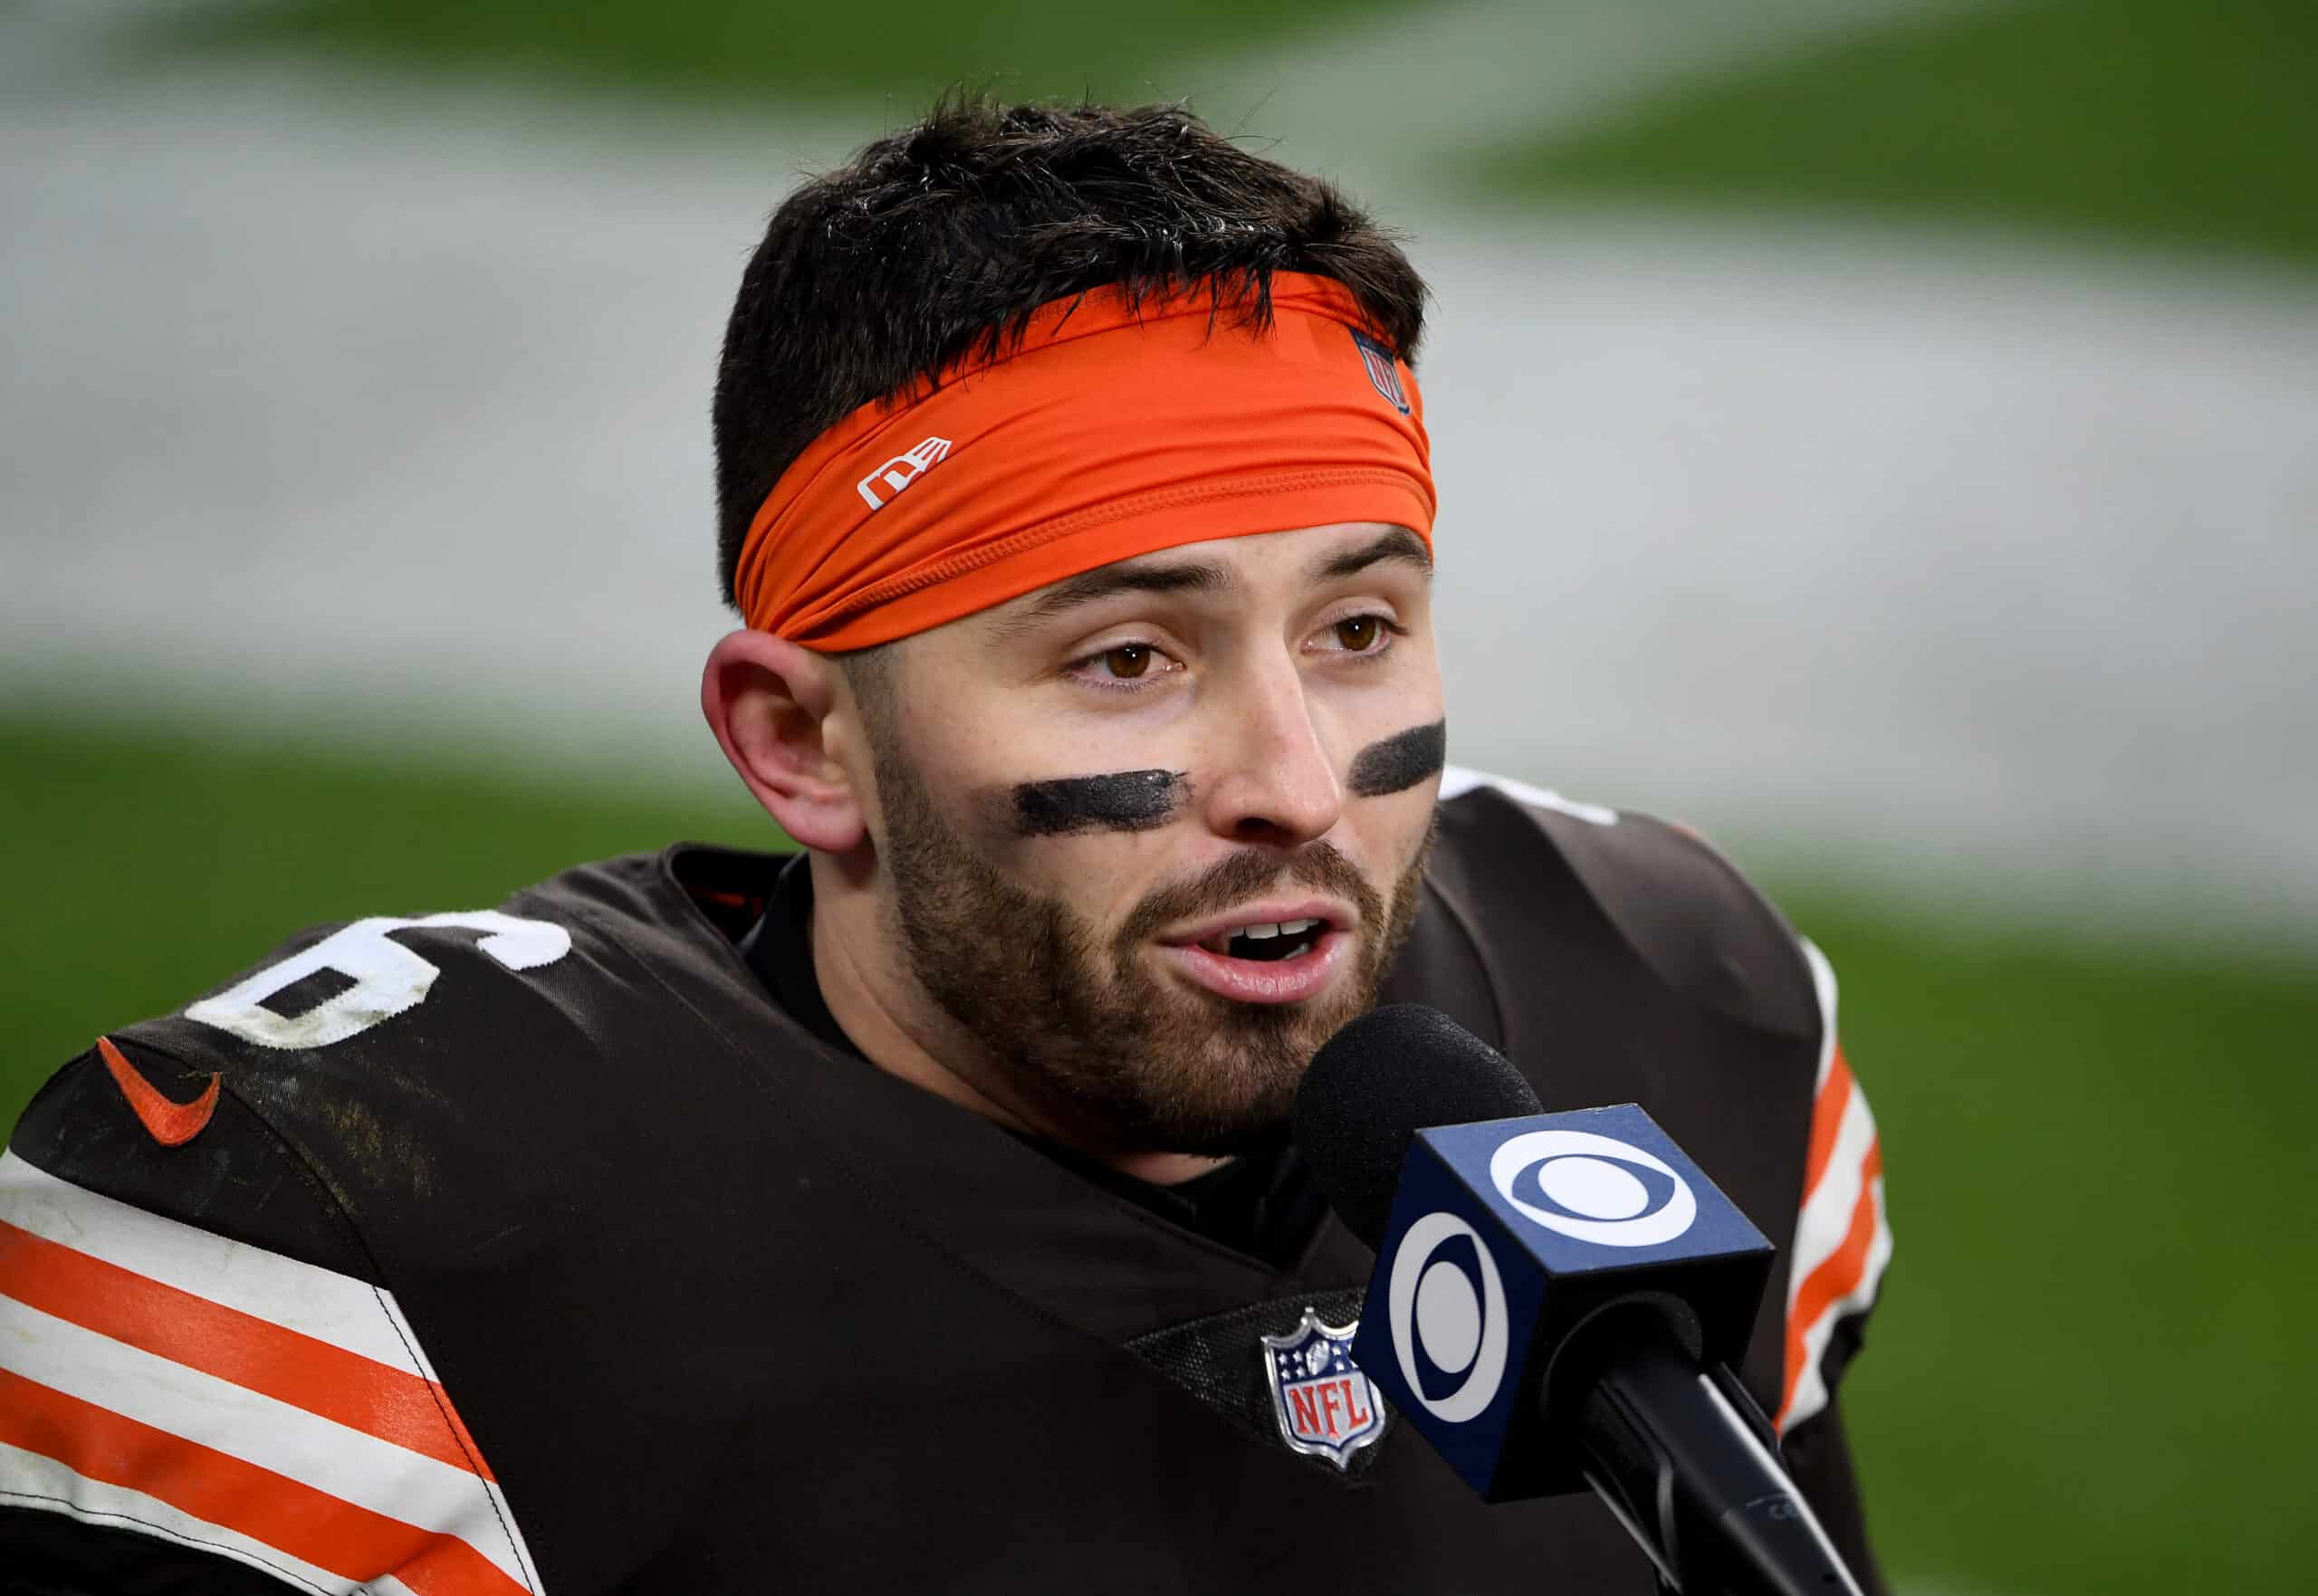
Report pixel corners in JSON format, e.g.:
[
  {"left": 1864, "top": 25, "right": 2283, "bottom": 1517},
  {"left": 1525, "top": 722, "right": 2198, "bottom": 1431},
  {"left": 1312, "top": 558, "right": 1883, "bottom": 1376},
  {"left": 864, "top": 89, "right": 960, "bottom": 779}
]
[
  {"left": 1082, "top": 809, "right": 1440, "bottom": 1149},
  {"left": 881, "top": 741, "right": 1443, "bottom": 1155}
]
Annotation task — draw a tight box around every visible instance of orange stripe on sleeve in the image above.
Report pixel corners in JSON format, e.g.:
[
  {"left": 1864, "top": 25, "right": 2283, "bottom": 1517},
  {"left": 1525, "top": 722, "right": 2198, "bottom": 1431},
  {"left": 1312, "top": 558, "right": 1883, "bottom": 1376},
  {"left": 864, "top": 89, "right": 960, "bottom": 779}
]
[
  {"left": 0, "top": 1368, "right": 526, "bottom": 1596},
  {"left": 0, "top": 1218, "right": 491, "bottom": 1481},
  {"left": 1777, "top": 1138, "right": 1885, "bottom": 1423},
  {"left": 1799, "top": 1044, "right": 1854, "bottom": 1200}
]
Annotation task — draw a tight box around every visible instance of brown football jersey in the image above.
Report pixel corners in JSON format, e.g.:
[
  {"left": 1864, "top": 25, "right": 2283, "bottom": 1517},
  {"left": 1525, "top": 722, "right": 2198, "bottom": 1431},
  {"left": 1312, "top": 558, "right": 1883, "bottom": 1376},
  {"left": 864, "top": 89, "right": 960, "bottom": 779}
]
[{"left": 0, "top": 776, "right": 1890, "bottom": 1593}]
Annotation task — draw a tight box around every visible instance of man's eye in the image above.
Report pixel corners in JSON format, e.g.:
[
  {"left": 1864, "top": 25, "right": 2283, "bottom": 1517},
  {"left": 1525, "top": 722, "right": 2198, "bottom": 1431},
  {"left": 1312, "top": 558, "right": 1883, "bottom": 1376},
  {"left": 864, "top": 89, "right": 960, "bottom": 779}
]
[
  {"left": 1102, "top": 645, "right": 1154, "bottom": 679},
  {"left": 1068, "top": 642, "right": 1178, "bottom": 687},
  {"left": 1321, "top": 615, "right": 1402, "bottom": 655}
]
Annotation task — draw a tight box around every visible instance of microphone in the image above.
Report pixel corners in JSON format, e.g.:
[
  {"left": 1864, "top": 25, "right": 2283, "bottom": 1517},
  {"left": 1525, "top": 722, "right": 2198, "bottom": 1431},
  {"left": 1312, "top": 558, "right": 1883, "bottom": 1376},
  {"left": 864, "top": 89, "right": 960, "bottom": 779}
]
[{"left": 1293, "top": 1004, "right": 1866, "bottom": 1596}]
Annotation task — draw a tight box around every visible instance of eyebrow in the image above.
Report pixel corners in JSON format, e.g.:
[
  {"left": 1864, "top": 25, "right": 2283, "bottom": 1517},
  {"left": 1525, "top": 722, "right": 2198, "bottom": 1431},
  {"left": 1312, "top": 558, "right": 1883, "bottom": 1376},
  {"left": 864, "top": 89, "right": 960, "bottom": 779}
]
[
  {"left": 1308, "top": 526, "right": 1432, "bottom": 583},
  {"left": 990, "top": 525, "right": 1433, "bottom": 639},
  {"left": 990, "top": 558, "right": 1238, "bottom": 636}
]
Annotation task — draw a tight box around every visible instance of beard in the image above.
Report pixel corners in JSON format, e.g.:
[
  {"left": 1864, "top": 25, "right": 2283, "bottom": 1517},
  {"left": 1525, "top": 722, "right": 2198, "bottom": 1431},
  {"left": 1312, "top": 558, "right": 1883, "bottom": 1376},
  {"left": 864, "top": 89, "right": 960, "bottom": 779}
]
[{"left": 872, "top": 754, "right": 1433, "bottom": 1157}]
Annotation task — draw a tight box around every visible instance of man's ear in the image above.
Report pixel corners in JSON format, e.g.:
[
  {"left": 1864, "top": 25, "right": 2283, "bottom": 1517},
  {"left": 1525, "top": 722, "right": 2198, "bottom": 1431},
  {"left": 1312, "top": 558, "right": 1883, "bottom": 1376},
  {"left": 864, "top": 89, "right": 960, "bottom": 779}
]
[{"left": 701, "top": 629, "right": 870, "bottom": 854}]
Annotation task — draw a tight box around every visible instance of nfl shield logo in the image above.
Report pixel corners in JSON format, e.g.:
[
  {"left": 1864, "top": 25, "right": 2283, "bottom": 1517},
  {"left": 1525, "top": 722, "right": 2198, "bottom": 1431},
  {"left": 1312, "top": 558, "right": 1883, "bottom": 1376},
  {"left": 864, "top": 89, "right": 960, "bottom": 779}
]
[
  {"left": 1260, "top": 1306, "right": 1388, "bottom": 1470},
  {"left": 1349, "top": 330, "right": 1412, "bottom": 416}
]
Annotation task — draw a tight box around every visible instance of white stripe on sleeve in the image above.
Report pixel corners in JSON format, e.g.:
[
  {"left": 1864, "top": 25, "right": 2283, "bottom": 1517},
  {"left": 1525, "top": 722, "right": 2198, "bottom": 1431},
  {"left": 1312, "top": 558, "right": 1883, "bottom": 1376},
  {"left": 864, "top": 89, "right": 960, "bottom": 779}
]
[
  {"left": 0, "top": 1150, "right": 410, "bottom": 1370},
  {"left": 0, "top": 1295, "right": 532, "bottom": 1587},
  {"left": 1779, "top": 939, "right": 1893, "bottom": 1433},
  {"left": 1783, "top": 1173, "right": 1892, "bottom": 1434},
  {"left": 0, "top": 1438, "right": 359, "bottom": 1595}
]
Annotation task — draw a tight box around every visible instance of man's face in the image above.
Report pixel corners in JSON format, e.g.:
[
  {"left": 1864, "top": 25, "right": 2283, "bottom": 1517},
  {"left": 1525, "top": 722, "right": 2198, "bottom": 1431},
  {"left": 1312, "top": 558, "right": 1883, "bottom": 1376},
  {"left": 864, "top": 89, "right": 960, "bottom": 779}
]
[{"left": 855, "top": 521, "right": 1445, "bottom": 1157}]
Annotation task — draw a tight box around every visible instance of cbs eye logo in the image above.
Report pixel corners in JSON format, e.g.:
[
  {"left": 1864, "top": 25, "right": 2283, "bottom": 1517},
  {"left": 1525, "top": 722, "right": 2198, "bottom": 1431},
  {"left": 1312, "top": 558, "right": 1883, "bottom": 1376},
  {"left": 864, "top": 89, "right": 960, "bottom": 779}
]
[
  {"left": 1385, "top": 1212, "right": 1510, "bottom": 1423},
  {"left": 1488, "top": 1129, "right": 1698, "bottom": 1247}
]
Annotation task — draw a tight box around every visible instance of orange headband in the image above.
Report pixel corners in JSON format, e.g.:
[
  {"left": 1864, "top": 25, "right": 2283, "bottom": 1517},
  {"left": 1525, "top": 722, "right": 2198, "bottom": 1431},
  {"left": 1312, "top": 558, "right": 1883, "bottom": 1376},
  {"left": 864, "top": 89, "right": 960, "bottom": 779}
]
[{"left": 733, "top": 272, "right": 1434, "bottom": 648}]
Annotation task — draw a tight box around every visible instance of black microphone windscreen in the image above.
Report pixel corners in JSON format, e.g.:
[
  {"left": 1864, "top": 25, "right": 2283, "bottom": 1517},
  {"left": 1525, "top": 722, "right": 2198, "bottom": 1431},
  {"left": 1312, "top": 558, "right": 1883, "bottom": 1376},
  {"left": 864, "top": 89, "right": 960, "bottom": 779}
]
[{"left": 1292, "top": 1003, "right": 1543, "bottom": 1247}]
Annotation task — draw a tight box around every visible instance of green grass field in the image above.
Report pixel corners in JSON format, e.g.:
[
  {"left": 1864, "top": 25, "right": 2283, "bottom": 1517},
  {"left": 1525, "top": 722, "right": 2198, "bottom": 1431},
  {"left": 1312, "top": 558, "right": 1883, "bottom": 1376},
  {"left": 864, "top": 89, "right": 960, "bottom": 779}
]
[
  {"left": 9, "top": 711, "right": 2313, "bottom": 1593},
  {"left": 2, "top": 714, "right": 772, "bottom": 1103},
  {"left": 1489, "top": 0, "right": 2318, "bottom": 272},
  {"left": 149, "top": 0, "right": 1405, "bottom": 113}
]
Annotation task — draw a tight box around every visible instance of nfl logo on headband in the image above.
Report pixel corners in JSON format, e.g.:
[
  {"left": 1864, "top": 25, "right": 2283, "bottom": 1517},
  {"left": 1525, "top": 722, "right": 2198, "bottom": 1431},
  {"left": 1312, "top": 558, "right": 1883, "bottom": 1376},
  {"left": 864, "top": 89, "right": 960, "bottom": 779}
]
[
  {"left": 1349, "top": 330, "right": 1411, "bottom": 416},
  {"left": 1260, "top": 1305, "right": 1389, "bottom": 1470}
]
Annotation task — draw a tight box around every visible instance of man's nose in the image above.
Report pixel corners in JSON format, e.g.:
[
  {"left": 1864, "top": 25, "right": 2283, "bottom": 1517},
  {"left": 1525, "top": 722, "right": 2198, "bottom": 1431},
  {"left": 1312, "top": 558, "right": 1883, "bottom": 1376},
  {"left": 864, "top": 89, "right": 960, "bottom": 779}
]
[{"left": 1197, "top": 650, "right": 1346, "bottom": 847}]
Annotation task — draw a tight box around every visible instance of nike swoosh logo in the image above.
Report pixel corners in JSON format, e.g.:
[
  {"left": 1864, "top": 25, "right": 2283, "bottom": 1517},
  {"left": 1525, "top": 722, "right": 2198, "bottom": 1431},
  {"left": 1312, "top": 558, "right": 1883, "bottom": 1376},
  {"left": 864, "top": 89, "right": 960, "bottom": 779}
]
[{"left": 97, "top": 1036, "right": 221, "bottom": 1147}]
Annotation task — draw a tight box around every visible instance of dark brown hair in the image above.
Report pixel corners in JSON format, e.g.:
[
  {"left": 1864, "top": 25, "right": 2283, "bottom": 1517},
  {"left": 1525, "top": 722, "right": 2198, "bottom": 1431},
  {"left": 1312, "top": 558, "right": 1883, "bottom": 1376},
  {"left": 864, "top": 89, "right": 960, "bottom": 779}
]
[{"left": 711, "top": 95, "right": 1429, "bottom": 606}]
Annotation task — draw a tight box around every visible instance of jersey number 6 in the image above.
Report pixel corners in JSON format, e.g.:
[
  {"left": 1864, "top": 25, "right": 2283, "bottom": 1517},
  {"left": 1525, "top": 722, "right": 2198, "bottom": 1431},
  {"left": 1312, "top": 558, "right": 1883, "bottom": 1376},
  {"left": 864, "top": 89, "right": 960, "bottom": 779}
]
[{"left": 185, "top": 912, "right": 571, "bottom": 1050}]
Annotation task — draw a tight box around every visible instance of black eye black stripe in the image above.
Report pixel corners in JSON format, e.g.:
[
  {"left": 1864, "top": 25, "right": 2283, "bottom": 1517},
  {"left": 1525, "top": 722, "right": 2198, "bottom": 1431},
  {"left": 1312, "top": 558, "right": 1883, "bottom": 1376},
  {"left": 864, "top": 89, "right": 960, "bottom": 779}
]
[
  {"left": 1347, "top": 720, "right": 1446, "bottom": 798},
  {"left": 1004, "top": 720, "right": 1442, "bottom": 837},
  {"left": 1010, "top": 769, "right": 1188, "bottom": 836}
]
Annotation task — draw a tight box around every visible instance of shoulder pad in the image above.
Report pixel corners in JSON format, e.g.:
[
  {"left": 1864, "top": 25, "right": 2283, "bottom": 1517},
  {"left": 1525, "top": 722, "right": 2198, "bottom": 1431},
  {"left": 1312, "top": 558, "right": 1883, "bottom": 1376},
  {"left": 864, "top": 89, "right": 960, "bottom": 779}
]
[
  {"left": 1434, "top": 770, "right": 1818, "bottom": 1042},
  {"left": 1, "top": 1046, "right": 539, "bottom": 1593},
  {"left": 8, "top": 1037, "right": 374, "bottom": 1280}
]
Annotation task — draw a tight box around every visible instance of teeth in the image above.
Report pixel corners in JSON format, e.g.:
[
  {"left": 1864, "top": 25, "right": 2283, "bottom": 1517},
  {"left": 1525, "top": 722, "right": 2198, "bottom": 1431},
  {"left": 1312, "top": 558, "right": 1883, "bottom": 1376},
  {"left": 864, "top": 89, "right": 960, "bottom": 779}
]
[{"left": 1193, "top": 917, "right": 1326, "bottom": 954}]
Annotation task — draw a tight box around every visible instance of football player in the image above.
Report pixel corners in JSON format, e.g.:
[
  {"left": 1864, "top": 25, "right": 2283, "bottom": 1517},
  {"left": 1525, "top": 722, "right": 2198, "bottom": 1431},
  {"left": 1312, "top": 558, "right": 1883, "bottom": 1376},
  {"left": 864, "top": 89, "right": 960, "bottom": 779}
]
[{"left": 1, "top": 99, "right": 1892, "bottom": 1592}]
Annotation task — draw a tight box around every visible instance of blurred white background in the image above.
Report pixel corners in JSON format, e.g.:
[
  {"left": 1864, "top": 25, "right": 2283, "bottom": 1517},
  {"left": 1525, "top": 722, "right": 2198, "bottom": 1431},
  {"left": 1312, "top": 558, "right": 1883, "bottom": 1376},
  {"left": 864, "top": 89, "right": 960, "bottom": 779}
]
[{"left": 8, "top": 1, "right": 2313, "bottom": 945}]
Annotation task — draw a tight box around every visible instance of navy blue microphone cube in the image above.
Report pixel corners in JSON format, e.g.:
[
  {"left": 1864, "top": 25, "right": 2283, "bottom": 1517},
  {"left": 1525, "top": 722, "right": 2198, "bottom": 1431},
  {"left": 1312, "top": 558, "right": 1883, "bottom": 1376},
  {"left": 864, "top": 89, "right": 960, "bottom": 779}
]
[{"left": 1346, "top": 1103, "right": 1773, "bottom": 1501}]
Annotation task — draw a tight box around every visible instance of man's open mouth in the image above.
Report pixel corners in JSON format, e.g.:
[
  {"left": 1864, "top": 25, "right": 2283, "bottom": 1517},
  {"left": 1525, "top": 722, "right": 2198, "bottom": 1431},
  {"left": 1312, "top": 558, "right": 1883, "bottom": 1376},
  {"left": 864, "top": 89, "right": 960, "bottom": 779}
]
[
  {"left": 1158, "top": 924, "right": 1344, "bottom": 1004},
  {"left": 1197, "top": 917, "right": 1327, "bottom": 963}
]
